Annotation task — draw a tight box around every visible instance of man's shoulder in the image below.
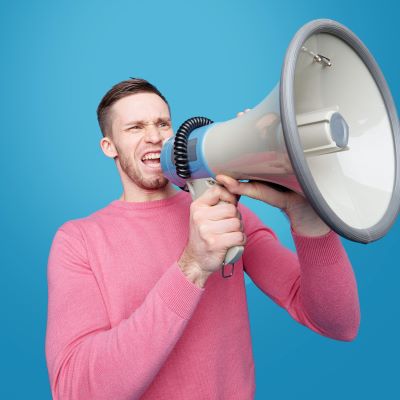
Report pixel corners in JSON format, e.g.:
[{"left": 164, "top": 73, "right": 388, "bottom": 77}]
[{"left": 55, "top": 202, "right": 116, "bottom": 238}]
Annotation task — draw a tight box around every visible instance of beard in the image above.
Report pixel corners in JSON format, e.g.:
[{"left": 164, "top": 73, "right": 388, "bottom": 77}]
[{"left": 117, "top": 150, "right": 169, "bottom": 191}]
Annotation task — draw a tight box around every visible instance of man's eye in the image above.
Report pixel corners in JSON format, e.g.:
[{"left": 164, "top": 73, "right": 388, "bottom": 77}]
[
  {"left": 129, "top": 125, "right": 142, "bottom": 131},
  {"left": 159, "top": 122, "right": 170, "bottom": 128}
]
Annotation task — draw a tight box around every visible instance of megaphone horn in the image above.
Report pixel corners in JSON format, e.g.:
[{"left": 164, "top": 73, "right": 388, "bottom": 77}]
[{"left": 161, "top": 19, "right": 400, "bottom": 257}]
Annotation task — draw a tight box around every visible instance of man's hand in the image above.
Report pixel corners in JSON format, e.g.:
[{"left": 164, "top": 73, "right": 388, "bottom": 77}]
[
  {"left": 178, "top": 185, "right": 246, "bottom": 288},
  {"left": 215, "top": 174, "right": 330, "bottom": 237}
]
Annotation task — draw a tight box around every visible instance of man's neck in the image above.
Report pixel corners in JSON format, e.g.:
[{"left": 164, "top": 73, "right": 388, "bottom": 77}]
[{"left": 119, "top": 183, "right": 178, "bottom": 202}]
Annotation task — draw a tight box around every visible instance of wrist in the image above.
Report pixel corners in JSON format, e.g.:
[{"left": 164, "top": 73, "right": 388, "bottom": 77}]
[
  {"left": 290, "top": 219, "right": 331, "bottom": 237},
  {"left": 285, "top": 203, "right": 331, "bottom": 237},
  {"left": 178, "top": 253, "right": 212, "bottom": 289}
]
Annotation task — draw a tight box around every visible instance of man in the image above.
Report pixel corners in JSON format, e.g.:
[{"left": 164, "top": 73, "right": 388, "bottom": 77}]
[{"left": 45, "top": 78, "right": 360, "bottom": 400}]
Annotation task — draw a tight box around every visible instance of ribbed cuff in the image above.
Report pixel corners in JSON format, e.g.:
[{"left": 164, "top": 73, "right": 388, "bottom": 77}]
[
  {"left": 156, "top": 262, "right": 204, "bottom": 320},
  {"left": 291, "top": 228, "right": 347, "bottom": 266}
]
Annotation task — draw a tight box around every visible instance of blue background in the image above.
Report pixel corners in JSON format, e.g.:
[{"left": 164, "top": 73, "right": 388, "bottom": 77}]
[{"left": 1, "top": 0, "right": 399, "bottom": 398}]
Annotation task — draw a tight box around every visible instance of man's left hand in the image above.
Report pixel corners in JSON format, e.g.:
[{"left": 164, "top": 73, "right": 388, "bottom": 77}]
[{"left": 215, "top": 176, "right": 331, "bottom": 238}]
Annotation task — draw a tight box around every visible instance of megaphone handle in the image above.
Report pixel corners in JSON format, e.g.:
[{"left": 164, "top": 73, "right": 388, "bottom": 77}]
[{"left": 186, "top": 178, "right": 244, "bottom": 272}]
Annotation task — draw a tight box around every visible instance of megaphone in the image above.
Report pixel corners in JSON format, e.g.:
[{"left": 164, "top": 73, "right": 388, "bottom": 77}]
[{"left": 161, "top": 19, "right": 400, "bottom": 266}]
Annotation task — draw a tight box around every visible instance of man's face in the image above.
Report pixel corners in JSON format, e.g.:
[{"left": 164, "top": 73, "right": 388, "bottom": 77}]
[{"left": 109, "top": 93, "right": 173, "bottom": 191}]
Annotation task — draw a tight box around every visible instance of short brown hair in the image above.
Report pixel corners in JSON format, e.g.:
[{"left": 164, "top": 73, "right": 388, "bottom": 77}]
[{"left": 97, "top": 78, "right": 169, "bottom": 137}]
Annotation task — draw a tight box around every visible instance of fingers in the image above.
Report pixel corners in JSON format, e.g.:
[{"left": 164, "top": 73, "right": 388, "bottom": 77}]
[
  {"left": 204, "top": 231, "right": 247, "bottom": 252},
  {"left": 216, "top": 174, "right": 289, "bottom": 210},
  {"left": 218, "top": 231, "right": 247, "bottom": 248},
  {"left": 200, "top": 202, "right": 241, "bottom": 221},
  {"left": 215, "top": 175, "right": 247, "bottom": 197},
  {"left": 195, "top": 184, "right": 238, "bottom": 207},
  {"left": 191, "top": 187, "right": 244, "bottom": 243},
  {"left": 204, "top": 217, "right": 243, "bottom": 234}
]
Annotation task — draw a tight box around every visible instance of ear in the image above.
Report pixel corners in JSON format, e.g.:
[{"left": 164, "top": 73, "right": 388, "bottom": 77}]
[{"left": 100, "top": 136, "right": 118, "bottom": 159}]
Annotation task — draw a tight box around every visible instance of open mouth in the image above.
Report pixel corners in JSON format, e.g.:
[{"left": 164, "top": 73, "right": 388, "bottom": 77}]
[{"left": 141, "top": 152, "right": 161, "bottom": 167}]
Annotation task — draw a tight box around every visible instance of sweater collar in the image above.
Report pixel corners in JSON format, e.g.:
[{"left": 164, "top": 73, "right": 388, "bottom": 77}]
[{"left": 110, "top": 190, "right": 189, "bottom": 210}]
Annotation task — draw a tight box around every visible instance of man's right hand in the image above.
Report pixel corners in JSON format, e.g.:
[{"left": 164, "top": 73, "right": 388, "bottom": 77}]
[{"left": 178, "top": 185, "right": 246, "bottom": 288}]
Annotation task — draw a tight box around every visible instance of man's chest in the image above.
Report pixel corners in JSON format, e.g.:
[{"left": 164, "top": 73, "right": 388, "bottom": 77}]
[{"left": 85, "top": 216, "right": 190, "bottom": 321}]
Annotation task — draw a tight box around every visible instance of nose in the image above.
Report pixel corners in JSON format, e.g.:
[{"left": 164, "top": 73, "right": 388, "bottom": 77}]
[{"left": 144, "top": 124, "right": 163, "bottom": 144}]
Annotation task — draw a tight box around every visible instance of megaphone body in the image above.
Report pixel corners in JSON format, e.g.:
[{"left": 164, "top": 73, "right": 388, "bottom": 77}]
[{"left": 161, "top": 19, "right": 400, "bottom": 258}]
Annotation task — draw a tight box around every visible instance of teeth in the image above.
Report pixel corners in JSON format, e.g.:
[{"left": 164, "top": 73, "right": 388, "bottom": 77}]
[{"left": 142, "top": 152, "right": 160, "bottom": 161}]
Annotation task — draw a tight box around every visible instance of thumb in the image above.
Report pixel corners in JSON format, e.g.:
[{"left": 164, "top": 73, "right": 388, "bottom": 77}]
[
  {"left": 196, "top": 183, "right": 238, "bottom": 207},
  {"left": 215, "top": 175, "right": 252, "bottom": 196}
]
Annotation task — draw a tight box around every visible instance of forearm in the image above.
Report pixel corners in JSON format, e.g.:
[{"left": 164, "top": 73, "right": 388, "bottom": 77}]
[
  {"left": 242, "top": 219, "right": 360, "bottom": 341},
  {"left": 285, "top": 203, "right": 331, "bottom": 237},
  {"left": 47, "top": 263, "right": 203, "bottom": 400},
  {"left": 289, "top": 229, "right": 360, "bottom": 341}
]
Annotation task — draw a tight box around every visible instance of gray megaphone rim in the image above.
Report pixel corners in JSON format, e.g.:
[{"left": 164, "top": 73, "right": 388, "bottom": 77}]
[{"left": 280, "top": 19, "right": 400, "bottom": 243}]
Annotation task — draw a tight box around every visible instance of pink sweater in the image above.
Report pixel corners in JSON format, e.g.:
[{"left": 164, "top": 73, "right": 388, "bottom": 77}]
[{"left": 46, "top": 191, "right": 360, "bottom": 400}]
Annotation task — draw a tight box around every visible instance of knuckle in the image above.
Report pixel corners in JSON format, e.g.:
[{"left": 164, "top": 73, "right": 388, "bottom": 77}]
[
  {"left": 224, "top": 192, "right": 236, "bottom": 203},
  {"left": 198, "top": 223, "right": 208, "bottom": 237},
  {"left": 232, "top": 232, "right": 244, "bottom": 245},
  {"left": 212, "top": 185, "right": 223, "bottom": 197},
  {"left": 206, "top": 236, "right": 216, "bottom": 249},
  {"left": 235, "top": 232, "right": 243, "bottom": 243},
  {"left": 230, "top": 191, "right": 238, "bottom": 201},
  {"left": 233, "top": 218, "right": 241, "bottom": 230}
]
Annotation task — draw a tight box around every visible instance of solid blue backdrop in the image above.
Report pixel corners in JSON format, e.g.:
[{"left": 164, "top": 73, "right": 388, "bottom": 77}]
[{"left": 1, "top": 0, "right": 398, "bottom": 399}]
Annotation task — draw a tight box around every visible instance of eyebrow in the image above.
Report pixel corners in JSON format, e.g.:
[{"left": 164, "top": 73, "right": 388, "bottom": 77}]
[{"left": 123, "top": 117, "right": 171, "bottom": 128}]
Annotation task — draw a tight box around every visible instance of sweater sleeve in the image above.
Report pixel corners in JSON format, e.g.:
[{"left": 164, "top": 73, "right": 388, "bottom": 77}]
[
  {"left": 239, "top": 204, "right": 360, "bottom": 341},
  {"left": 45, "top": 221, "right": 204, "bottom": 400}
]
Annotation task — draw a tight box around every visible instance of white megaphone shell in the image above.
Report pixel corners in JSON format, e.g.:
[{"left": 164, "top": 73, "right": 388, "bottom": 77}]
[{"left": 198, "top": 19, "right": 400, "bottom": 243}]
